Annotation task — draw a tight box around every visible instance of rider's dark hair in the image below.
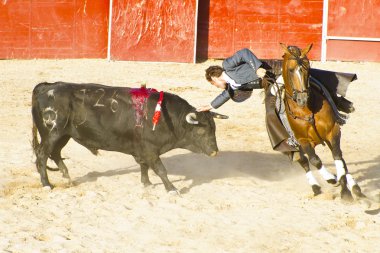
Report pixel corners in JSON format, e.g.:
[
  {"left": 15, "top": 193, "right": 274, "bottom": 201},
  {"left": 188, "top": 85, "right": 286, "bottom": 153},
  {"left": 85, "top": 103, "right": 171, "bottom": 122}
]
[{"left": 205, "top": 66, "right": 223, "bottom": 82}]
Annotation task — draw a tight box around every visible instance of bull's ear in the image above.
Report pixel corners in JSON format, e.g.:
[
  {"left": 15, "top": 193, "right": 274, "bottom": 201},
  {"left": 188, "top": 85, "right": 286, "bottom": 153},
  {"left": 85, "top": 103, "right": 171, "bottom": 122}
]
[
  {"left": 210, "top": 111, "right": 229, "bottom": 119},
  {"left": 186, "top": 112, "right": 199, "bottom": 125}
]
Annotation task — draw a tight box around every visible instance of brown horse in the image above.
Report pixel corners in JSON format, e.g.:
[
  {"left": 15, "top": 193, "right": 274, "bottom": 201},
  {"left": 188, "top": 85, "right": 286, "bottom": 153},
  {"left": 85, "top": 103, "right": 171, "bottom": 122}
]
[{"left": 280, "top": 43, "right": 365, "bottom": 200}]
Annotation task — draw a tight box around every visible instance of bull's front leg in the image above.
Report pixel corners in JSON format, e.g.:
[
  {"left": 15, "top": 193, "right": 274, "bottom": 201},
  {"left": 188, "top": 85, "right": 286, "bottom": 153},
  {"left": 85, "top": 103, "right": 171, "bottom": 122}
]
[
  {"left": 132, "top": 155, "right": 152, "bottom": 187},
  {"left": 149, "top": 157, "right": 177, "bottom": 193}
]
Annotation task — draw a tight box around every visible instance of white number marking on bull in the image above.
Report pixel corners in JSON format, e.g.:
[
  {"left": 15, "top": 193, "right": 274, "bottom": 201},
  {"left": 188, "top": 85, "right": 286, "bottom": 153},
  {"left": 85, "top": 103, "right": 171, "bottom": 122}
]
[
  {"left": 47, "top": 89, "right": 55, "bottom": 99},
  {"left": 110, "top": 91, "right": 119, "bottom": 113},
  {"left": 94, "top": 88, "right": 105, "bottom": 107},
  {"left": 43, "top": 107, "right": 58, "bottom": 131}
]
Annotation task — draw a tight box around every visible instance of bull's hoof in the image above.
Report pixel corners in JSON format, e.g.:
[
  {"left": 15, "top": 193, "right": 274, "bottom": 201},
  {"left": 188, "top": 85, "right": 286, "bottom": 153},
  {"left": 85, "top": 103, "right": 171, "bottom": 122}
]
[
  {"left": 341, "top": 188, "right": 354, "bottom": 202},
  {"left": 312, "top": 185, "right": 322, "bottom": 196},
  {"left": 142, "top": 181, "right": 153, "bottom": 187},
  {"left": 327, "top": 178, "right": 337, "bottom": 185},
  {"left": 168, "top": 189, "right": 181, "bottom": 196},
  {"left": 41, "top": 180, "right": 53, "bottom": 189},
  {"left": 42, "top": 185, "right": 53, "bottom": 191}
]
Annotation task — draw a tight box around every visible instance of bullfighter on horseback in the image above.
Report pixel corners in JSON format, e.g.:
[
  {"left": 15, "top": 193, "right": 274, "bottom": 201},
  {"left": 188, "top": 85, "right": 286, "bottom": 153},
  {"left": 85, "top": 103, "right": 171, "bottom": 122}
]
[
  {"left": 196, "top": 47, "right": 356, "bottom": 162},
  {"left": 197, "top": 46, "right": 367, "bottom": 199}
]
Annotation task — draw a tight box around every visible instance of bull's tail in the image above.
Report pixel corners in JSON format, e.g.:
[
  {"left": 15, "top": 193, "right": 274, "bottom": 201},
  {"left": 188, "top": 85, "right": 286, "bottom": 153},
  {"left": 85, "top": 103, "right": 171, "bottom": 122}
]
[
  {"left": 32, "top": 121, "right": 39, "bottom": 157},
  {"left": 31, "top": 87, "right": 40, "bottom": 159}
]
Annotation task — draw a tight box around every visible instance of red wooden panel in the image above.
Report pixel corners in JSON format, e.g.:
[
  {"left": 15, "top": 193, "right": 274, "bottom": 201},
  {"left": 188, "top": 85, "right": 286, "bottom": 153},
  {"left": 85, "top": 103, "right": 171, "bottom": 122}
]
[
  {"left": 0, "top": 0, "right": 108, "bottom": 59},
  {"left": 30, "top": 2, "right": 75, "bottom": 50},
  {"left": 327, "top": 40, "right": 380, "bottom": 62},
  {"left": 203, "top": 0, "right": 235, "bottom": 58},
  {"left": 111, "top": 0, "right": 197, "bottom": 63},
  {"left": 74, "top": 1, "right": 109, "bottom": 58},
  {"left": 198, "top": 0, "right": 323, "bottom": 60},
  {"left": 0, "top": 1, "right": 31, "bottom": 58},
  {"left": 328, "top": 0, "right": 380, "bottom": 38},
  {"left": 327, "top": 0, "right": 380, "bottom": 61}
]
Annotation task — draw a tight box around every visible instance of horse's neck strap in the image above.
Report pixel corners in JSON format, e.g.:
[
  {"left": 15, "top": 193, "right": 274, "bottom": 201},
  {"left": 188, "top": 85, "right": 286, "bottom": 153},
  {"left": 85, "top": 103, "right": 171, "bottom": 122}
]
[
  {"left": 285, "top": 89, "right": 297, "bottom": 101},
  {"left": 284, "top": 97, "right": 313, "bottom": 123}
]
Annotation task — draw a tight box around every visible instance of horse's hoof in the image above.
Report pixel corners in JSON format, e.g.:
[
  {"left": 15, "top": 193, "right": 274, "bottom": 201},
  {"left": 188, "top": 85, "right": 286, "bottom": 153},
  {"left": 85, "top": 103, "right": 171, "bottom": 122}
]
[
  {"left": 312, "top": 185, "right": 322, "bottom": 196},
  {"left": 341, "top": 189, "right": 354, "bottom": 202},
  {"left": 365, "top": 208, "right": 380, "bottom": 215},
  {"left": 67, "top": 179, "right": 74, "bottom": 187},
  {"left": 352, "top": 185, "right": 366, "bottom": 199},
  {"left": 62, "top": 173, "right": 71, "bottom": 179},
  {"left": 327, "top": 179, "right": 337, "bottom": 185}
]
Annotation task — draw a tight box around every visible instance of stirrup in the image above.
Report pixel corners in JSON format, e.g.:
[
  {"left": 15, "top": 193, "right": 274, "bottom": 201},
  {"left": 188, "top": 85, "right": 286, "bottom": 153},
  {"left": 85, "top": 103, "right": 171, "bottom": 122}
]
[{"left": 286, "top": 138, "right": 300, "bottom": 151}]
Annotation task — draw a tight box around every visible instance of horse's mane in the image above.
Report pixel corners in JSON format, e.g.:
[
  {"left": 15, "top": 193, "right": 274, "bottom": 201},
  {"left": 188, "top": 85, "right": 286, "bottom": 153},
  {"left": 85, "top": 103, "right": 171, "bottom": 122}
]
[
  {"left": 260, "top": 59, "right": 283, "bottom": 90},
  {"left": 261, "top": 59, "right": 283, "bottom": 77}
]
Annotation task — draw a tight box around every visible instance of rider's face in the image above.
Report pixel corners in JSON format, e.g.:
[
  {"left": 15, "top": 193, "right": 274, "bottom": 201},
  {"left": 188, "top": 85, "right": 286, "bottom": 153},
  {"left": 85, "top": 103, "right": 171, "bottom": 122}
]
[{"left": 210, "top": 76, "right": 227, "bottom": 89}]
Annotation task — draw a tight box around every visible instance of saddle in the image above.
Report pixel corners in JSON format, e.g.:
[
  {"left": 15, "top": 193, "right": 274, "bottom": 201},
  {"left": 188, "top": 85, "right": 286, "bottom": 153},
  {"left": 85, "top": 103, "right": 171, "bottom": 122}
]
[{"left": 310, "top": 76, "right": 353, "bottom": 125}]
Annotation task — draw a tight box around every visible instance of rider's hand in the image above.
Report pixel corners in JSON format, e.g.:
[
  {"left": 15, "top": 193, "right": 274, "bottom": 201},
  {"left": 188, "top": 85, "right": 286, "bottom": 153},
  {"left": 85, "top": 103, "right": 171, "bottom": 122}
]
[
  {"left": 196, "top": 105, "right": 213, "bottom": 112},
  {"left": 256, "top": 67, "right": 266, "bottom": 78}
]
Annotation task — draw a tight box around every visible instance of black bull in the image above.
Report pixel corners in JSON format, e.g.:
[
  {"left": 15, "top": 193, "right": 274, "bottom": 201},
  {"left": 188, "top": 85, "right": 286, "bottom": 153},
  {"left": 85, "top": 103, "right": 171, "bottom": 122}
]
[{"left": 32, "top": 82, "right": 226, "bottom": 192}]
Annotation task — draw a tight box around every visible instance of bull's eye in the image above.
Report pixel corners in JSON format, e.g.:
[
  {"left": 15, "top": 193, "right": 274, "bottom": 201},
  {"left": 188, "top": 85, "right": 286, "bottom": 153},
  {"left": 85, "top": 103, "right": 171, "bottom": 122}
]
[{"left": 197, "top": 128, "right": 206, "bottom": 135}]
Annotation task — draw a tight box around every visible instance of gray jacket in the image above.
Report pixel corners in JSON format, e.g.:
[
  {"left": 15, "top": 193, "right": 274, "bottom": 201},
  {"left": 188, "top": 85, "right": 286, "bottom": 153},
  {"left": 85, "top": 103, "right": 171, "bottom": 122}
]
[{"left": 211, "top": 48, "right": 263, "bottom": 109}]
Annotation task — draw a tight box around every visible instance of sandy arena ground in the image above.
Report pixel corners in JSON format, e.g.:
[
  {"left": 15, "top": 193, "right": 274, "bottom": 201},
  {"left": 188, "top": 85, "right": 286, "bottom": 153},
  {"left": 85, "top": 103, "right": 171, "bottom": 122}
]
[{"left": 0, "top": 58, "right": 379, "bottom": 252}]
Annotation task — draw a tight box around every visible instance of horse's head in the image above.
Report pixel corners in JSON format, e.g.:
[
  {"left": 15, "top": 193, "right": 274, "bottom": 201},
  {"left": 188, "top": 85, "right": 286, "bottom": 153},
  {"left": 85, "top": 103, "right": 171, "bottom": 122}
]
[{"left": 280, "top": 43, "right": 313, "bottom": 107}]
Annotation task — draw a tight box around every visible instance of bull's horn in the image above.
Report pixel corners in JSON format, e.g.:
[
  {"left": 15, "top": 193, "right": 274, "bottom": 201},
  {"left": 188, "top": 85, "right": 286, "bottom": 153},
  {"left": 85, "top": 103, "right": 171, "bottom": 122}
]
[
  {"left": 210, "top": 111, "right": 229, "bottom": 119},
  {"left": 186, "top": 112, "right": 199, "bottom": 125}
]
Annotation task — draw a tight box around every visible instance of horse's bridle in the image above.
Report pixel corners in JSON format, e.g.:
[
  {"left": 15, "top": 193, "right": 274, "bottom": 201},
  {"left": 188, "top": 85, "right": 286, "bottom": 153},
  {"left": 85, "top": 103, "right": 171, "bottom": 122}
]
[{"left": 284, "top": 52, "right": 310, "bottom": 103}]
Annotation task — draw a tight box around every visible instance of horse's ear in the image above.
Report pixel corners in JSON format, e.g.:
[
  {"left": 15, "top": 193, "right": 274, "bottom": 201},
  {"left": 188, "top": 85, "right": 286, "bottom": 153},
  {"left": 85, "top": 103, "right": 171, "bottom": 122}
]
[
  {"left": 280, "top": 43, "right": 291, "bottom": 54},
  {"left": 301, "top": 43, "right": 313, "bottom": 57}
]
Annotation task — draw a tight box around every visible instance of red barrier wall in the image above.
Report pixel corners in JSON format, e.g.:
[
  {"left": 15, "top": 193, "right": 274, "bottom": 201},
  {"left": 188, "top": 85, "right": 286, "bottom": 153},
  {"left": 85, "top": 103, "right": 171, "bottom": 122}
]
[
  {"left": 110, "top": 0, "right": 197, "bottom": 63},
  {"left": 0, "top": 0, "right": 109, "bottom": 59},
  {"left": 0, "top": 0, "right": 379, "bottom": 61},
  {"left": 326, "top": 0, "right": 380, "bottom": 61},
  {"left": 197, "top": 0, "right": 324, "bottom": 60}
]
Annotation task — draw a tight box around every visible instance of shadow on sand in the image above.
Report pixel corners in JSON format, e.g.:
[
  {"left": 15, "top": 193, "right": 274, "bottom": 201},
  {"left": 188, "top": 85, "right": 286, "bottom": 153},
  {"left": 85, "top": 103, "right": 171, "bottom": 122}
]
[
  {"left": 73, "top": 151, "right": 300, "bottom": 190},
  {"left": 70, "top": 151, "right": 380, "bottom": 197}
]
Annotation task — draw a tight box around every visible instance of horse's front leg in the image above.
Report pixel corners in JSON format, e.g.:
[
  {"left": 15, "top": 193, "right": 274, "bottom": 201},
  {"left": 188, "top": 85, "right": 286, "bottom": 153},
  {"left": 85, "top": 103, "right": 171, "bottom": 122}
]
[
  {"left": 297, "top": 145, "right": 322, "bottom": 196},
  {"left": 302, "top": 143, "right": 337, "bottom": 185},
  {"left": 327, "top": 128, "right": 365, "bottom": 201}
]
